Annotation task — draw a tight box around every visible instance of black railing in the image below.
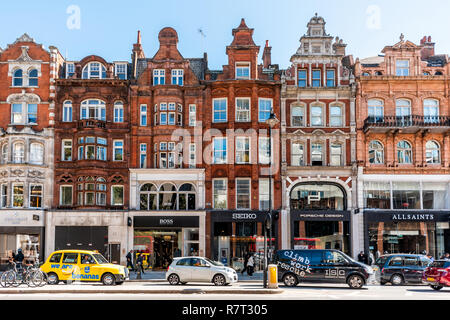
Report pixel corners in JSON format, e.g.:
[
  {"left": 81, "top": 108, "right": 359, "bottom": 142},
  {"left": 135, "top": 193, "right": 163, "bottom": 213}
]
[
  {"left": 77, "top": 119, "right": 107, "bottom": 129},
  {"left": 364, "top": 115, "right": 450, "bottom": 131}
]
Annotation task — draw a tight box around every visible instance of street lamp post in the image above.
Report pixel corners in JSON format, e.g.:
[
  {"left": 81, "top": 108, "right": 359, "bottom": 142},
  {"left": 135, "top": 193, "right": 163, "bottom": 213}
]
[{"left": 264, "top": 110, "right": 279, "bottom": 288}]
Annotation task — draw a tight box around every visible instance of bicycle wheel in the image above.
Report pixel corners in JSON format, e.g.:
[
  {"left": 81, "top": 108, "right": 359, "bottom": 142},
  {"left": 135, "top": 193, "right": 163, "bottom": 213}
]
[
  {"left": 4, "top": 270, "right": 18, "bottom": 287},
  {"left": 0, "top": 272, "right": 10, "bottom": 288},
  {"left": 30, "top": 270, "right": 45, "bottom": 287}
]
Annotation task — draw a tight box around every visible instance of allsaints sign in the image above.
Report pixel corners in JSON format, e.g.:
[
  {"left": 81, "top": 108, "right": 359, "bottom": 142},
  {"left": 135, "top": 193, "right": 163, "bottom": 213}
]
[{"left": 391, "top": 214, "right": 435, "bottom": 221}]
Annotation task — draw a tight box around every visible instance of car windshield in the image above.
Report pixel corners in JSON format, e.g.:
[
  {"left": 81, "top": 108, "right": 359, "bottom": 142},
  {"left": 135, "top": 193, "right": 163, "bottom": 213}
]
[
  {"left": 375, "top": 256, "right": 388, "bottom": 266},
  {"left": 339, "top": 252, "right": 354, "bottom": 263},
  {"left": 205, "top": 258, "right": 223, "bottom": 266},
  {"left": 93, "top": 253, "right": 109, "bottom": 264}
]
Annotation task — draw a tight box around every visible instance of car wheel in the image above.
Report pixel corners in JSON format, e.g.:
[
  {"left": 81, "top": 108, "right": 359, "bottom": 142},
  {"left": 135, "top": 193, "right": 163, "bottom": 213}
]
[
  {"left": 213, "top": 274, "right": 226, "bottom": 286},
  {"left": 168, "top": 273, "right": 180, "bottom": 285},
  {"left": 431, "top": 285, "right": 443, "bottom": 291},
  {"left": 47, "top": 272, "right": 59, "bottom": 285},
  {"left": 347, "top": 275, "right": 364, "bottom": 289},
  {"left": 283, "top": 273, "right": 298, "bottom": 287},
  {"left": 390, "top": 274, "right": 404, "bottom": 286},
  {"left": 101, "top": 273, "right": 116, "bottom": 286}
]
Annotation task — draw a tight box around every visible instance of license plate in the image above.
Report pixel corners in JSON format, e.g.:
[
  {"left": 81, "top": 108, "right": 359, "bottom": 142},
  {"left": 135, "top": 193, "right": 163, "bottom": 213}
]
[{"left": 427, "top": 277, "right": 435, "bottom": 281}]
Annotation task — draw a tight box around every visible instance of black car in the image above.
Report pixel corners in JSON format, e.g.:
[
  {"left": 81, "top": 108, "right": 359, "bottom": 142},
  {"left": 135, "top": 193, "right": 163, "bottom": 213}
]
[
  {"left": 374, "top": 254, "right": 432, "bottom": 285},
  {"left": 275, "top": 249, "right": 373, "bottom": 289}
]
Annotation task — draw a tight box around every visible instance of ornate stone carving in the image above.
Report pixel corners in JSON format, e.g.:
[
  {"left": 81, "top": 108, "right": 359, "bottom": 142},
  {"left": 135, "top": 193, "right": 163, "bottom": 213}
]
[
  {"left": 10, "top": 169, "right": 25, "bottom": 177},
  {"left": 14, "top": 33, "right": 34, "bottom": 44},
  {"left": 28, "top": 169, "right": 44, "bottom": 179}
]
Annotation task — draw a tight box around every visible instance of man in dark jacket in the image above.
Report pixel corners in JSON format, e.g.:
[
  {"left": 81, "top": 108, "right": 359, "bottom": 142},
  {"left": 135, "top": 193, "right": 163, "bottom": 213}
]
[
  {"left": 357, "top": 251, "right": 365, "bottom": 263},
  {"left": 126, "top": 250, "right": 135, "bottom": 271},
  {"left": 241, "top": 252, "right": 249, "bottom": 275}
]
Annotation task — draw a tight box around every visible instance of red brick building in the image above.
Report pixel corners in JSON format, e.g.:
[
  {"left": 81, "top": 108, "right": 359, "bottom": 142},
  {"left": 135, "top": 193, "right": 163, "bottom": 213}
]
[
  {"left": 355, "top": 35, "right": 450, "bottom": 258},
  {"left": 50, "top": 54, "right": 130, "bottom": 259},
  {"left": 204, "top": 19, "right": 281, "bottom": 268}
]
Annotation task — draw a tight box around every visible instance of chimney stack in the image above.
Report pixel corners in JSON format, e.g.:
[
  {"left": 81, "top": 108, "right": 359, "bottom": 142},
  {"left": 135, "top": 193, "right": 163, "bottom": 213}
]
[
  {"left": 420, "top": 35, "right": 435, "bottom": 60},
  {"left": 262, "top": 40, "right": 272, "bottom": 68}
]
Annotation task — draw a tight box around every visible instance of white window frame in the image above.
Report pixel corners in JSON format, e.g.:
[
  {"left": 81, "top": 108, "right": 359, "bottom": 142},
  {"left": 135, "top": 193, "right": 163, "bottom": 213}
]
[
  {"left": 140, "top": 143, "right": 147, "bottom": 168},
  {"left": 140, "top": 104, "right": 147, "bottom": 126},
  {"left": 235, "top": 178, "right": 251, "bottom": 210},
  {"left": 189, "top": 143, "right": 196, "bottom": 168},
  {"left": 63, "top": 101, "right": 73, "bottom": 122},
  {"left": 29, "top": 142, "right": 44, "bottom": 165},
  {"left": 330, "top": 143, "right": 343, "bottom": 166},
  {"left": 29, "top": 184, "right": 43, "bottom": 208},
  {"left": 11, "top": 102, "right": 37, "bottom": 125},
  {"left": 60, "top": 185, "right": 73, "bottom": 206},
  {"left": 213, "top": 137, "right": 227, "bottom": 164},
  {"left": 171, "top": 69, "right": 183, "bottom": 86},
  {"left": 396, "top": 60, "right": 410, "bottom": 76},
  {"left": 235, "top": 62, "right": 250, "bottom": 79},
  {"left": 115, "top": 63, "right": 127, "bottom": 79},
  {"left": 213, "top": 178, "right": 227, "bottom": 209},
  {"left": 189, "top": 104, "right": 196, "bottom": 126},
  {"left": 235, "top": 137, "right": 250, "bottom": 164},
  {"left": 329, "top": 104, "right": 343, "bottom": 127},
  {"left": 258, "top": 98, "right": 272, "bottom": 123},
  {"left": 258, "top": 137, "right": 271, "bottom": 164},
  {"left": 62, "top": 139, "right": 72, "bottom": 161},
  {"left": 12, "top": 183, "right": 24, "bottom": 208},
  {"left": 13, "top": 142, "right": 25, "bottom": 164},
  {"left": 213, "top": 98, "right": 227, "bottom": 123},
  {"left": 291, "top": 104, "right": 305, "bottom": 127},
  {"left": 111, "top": 185, "right": 124, "bottom": 206},
  {"left": 66, "top": 62, "right": 75, "bottom": 78},
  {"left": 80, "top": 99, "right": 106, "bottom": 121},
  {"left": 113, "top": 102, "right": 124, "bottom": 123},
  {"left": 113, "top": 140, "right": 124, "bottom": 161},
  {"left": 310, "top": 104, "right": 324, "bottom": 126},
  {"left": 235, "top": 98, "right": 251, "bottom": 122},
  {"left": 82, "top": 62, "right": 106, "bottom": 79},
  {"left": 291, "top": 142, "right": 305, "bottom": 166},
  {"left": 153, "top": 69, "right": 165, "bottom": 85}
]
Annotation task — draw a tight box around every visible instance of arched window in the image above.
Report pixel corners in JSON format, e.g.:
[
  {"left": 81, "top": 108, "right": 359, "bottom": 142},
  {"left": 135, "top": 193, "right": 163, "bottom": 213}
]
[
  {"left": 80, "top": 99, "right": 106, "bottom": 121},
  {"left": 2, "top": 144, "right": 8, "bottom": 164},
  {"left": 28, "top": 69, "right": 38, "bottom": 86},
  {"left": 140, "top": 183, "right": 157, "bottom": 210},
  {"left": 423, "top": 99, "right": 439, "bottom": 124},
  {"left": 114, "top": 101, "right": 124, "bottom": 123},
  {"left": 425, "top": 141, "right": 440, "bottom": 164},
  {"left": 290, "top": 182, "right": 345, "bottom": 210},
  {"left": 82, "top": 62, "right": 107, "bottom": 79},
  {"left": 435, "top": 71, "right": 443, "bottom": 76},
  {"left": 13, "top": 142, "right": 25, "bottom": 163},
  {"left": 63, "top": 101, "right": 73, "bottom": 122},
  {"left": 13, "top": 69, "right": 23, "bottom": 87},
  {"left": 397, "top": 140, "right": 412, "bottom": 164},
  {"left": 29, "top": 142, "right": 44, "bottom": 165},
  {"left": 178, "top": 183, "right": 196, "bottom": 210},
  {"left": 362, "top": 72, "right": 370, "bottom": 76},
  {"left": 367, "top": 99, "right": 384, "bottom": 123},
  {"left": 291, "top": 105, "right": 304, "bottom": 126},
  {"left": 396, "top": 99, "right": 411, "bottom": 116},
  {"left": 375, "top": 71, "right": 383, "bottom": 76},
  {"left": 368, "top": 141, "right": 384, "bottom": 164},
  {"left": 159, "top": 183, "right": 177, "bottom": 210},
  {"left": 96, "top": 177, "right": 107, "bottom": 205}
]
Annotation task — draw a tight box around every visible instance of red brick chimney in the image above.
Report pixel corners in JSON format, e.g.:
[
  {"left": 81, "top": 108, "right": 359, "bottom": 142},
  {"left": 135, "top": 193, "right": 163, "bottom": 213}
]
[
  {"left": 420, "top": 35, "right": 435, "bottom": 60},
  {"left": 262, "top": 40, "right": 272, "bottom": 68}
]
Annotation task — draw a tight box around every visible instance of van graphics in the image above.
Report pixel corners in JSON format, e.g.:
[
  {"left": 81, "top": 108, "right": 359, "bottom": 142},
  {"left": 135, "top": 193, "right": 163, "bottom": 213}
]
[
  {"left": 277, "top": 250, "right": 312, "bottom": 277},
  {"left": 325, "top": 269, "right": 346, "bottom": 279},
  {"left": 71, "top": 274, "right": 100, "bottom": 280},
  {"left": 84, "top": 266, "right": 90, "bottom": 273},
  {"left": 50, "top": 264, "right": 73, "bottom": 269}
]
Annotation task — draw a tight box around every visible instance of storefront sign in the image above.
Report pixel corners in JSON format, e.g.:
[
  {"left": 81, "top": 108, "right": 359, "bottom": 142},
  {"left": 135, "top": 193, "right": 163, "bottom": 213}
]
[
  {"left": 210, "top": 211, "right": 268, "bottom": 223},
  {"left": 291, "top": 210, "right": 350, "bottom": 221},
  {"left": 232, "top": 213, "right": 257, "bottom": 220},
  {"left": 365, "top": 210, "right": 450, "bottom": 222},
  {"left": 134, "top": 216, "right": 199, "bottom": 228},
  {"left": 0, "top": 211, "right": 44, "bottom": 227}
]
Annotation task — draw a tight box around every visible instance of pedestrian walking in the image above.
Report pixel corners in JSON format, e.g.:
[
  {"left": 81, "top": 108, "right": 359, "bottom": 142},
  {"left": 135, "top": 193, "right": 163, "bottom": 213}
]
[
  {"left": 369, "top": 251, "right": 375, "bottom": 265},
  {"left": 247, "top": 254, "right": 254, "bottom": 276},
  {"left": 444, "top": 253, "right": 450, "bottom": 260},
  {"left": 241, "top": 252, "right": 249, "bottom": 275},
  {"left": 357, "top": 251, "right": 365, "bottom": 263},
  {"left": 136, "top": 254, "right": 145, "bottom": 274},
  {"left": 126, "top": 249, "right": 135, "bottom": 271}
]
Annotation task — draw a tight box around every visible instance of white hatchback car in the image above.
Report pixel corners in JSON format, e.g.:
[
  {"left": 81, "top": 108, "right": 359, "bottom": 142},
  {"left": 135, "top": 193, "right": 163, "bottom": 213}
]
[{"left": 166, "top": 257, "right": 238, "bottom": 286}]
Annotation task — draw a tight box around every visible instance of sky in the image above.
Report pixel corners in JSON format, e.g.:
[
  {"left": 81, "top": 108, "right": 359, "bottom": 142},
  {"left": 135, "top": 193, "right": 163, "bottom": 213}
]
[{"left": 1, "top": 0, "right": 450, "bottom": 70}]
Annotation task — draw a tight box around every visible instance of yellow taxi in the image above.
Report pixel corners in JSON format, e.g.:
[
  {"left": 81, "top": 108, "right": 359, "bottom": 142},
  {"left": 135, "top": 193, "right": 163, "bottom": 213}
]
[{"left": 40, "top": 250, "right": 129, "bottom": 285}]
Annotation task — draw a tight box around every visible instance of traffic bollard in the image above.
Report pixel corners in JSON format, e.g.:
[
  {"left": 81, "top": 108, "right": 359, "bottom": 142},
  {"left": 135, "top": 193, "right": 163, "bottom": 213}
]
[
  {"left": 268, "top": 264, "right": 278, "bottom": 289},
  {"left": 136, "top": 265, "right": 142, "bottom": 280}
]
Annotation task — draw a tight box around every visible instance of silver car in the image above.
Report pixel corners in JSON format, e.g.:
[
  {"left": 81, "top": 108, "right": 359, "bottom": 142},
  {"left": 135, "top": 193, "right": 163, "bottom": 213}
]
[{"left": 166, "top": 257, "right": 238, "bottom": 286}]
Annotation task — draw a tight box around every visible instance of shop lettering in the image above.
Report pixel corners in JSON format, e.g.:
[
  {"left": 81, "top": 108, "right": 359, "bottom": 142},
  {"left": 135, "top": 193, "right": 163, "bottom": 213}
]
[
  {"left": 392, "top": 214, "right": 435, "bottom": 221},
  {"left": 159, "top": 219, "right": 174, "bottom": 225},
  {"left": 232, "top": 213, "right": 257, "bottom": 220}
]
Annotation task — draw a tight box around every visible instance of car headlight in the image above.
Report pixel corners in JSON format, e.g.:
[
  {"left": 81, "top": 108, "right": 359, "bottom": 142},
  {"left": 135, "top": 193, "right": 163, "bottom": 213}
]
[{"left": 365, "top": 266, "right": 374, "bottom": 274}]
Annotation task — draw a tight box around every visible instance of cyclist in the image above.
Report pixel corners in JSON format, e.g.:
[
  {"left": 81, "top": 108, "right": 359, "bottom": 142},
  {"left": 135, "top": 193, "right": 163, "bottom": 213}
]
[{"left": 14, "top": 248, "right": 25, "bottom": 270}]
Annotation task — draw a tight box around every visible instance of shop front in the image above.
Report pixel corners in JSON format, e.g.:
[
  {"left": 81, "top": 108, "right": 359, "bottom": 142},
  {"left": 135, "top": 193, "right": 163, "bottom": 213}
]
[
  {"left": 289, "top": 182, "right": 351, "bottom": 255},
  {"left": 365, "top": 210, "right": 450, "bottom": 259},
  {"left": 210, "top": 211, "right": 278, "bottom": 272},
  {"left": 133, "top": 215, "right": 203, "bottom": 270},
  {"left": 0, "top": 210, "right": 45, "bottom": 270}
]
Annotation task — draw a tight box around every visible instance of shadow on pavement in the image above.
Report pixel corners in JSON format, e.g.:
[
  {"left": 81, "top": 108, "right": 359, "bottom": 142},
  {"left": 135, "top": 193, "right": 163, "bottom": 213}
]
[{"left": 407, "top": 288, "right": 450, "bottom": 293}]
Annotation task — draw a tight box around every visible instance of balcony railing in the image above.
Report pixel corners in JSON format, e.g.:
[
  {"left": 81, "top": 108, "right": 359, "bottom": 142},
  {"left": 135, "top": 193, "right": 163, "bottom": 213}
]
[
  {"left": 364, "top": 115, "right": 450, "bottom": 131},
  {"left": 77, "top": 119, "right": 107, "bottom": 129}
]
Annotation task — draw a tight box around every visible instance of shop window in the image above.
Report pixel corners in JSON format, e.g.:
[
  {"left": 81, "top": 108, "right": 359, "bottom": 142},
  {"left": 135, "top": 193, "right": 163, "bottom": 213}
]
[
  {"left": 179, "top": 183, "right": 196, "bottom": 210},
  {"left": 139, "top": 183, "right": 157, "bottom": 210},
  {"left": 159, "top": 183, "right": 177, "bottom": 210},
  {"left": 290, "top": 183, "right": 345, "bottom": 210},
  {"left": 236, "top": 222, "right": 256, "bottom": 237},
  {"left": 392, "top": 182, "right": 420, "bottom": 209},
  {"left": 364, "top": 181, "right": 391, "bottom": 209},
  {"left": 422, "top": 182, "right": 447, "bottom": 209}
]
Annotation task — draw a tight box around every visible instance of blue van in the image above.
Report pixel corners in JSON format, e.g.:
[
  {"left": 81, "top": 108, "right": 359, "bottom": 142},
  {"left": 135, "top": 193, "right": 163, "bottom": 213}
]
[{"left": 275, "top": 249, "right": 373, "bottom": 289}]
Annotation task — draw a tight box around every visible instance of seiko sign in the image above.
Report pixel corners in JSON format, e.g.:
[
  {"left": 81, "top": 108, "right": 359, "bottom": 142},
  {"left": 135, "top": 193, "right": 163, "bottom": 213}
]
[
  {"left": 159, "top": 219, "right": 174, "bottom": 225},
  {"left": 391, "top": 214, "right": 435, "bottom": 221},
  {"left": 232, "top": 213, "right": 257, "bottom": 220}
]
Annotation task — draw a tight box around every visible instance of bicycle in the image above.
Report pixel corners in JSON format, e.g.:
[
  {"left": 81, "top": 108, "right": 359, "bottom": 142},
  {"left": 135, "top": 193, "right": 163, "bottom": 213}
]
[{"left": 0, "top": 261, "right": 47, "bottom": 288}]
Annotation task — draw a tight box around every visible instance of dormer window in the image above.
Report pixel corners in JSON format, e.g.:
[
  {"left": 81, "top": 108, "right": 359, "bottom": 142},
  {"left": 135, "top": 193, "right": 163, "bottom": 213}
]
[
  {"left": 66, "top": 63, "right": 75, "bottom": 78},
  {"left": 171, "top": 69, "right": 183, "bottom": 86},
  {"left": 82, "top": 62, "right": 107, "bottom": 79},
  {"left": 115, "top": 63, "right": 127, "bottom": 80},
  {"left": 28, "top": 69, "right": 38, "bottom": 86},
  {"left": 236, "top": 62, "right": 250, "bottom": 79},
  {"left": 396, "top": 60, "right": 409, "bottom": 76},
  {"left": 153, "top": 69, "right": 165, "bottom": 85}
]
